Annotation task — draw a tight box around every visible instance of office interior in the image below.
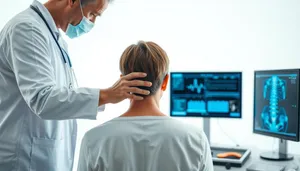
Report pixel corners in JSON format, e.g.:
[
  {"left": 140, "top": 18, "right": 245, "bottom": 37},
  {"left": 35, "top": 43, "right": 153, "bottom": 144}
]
[{"left": 1, "top": 0, "right": 300, "bottom": 170}]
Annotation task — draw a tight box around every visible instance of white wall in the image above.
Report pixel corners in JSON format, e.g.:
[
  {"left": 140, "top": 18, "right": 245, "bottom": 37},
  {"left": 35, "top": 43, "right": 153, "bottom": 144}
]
[{"left": 1, "top": 0, "right": 300, "bottom": 170}]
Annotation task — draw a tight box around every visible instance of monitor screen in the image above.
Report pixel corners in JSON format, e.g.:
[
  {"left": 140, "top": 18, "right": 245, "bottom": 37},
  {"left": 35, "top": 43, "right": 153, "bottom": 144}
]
[
  {"left": 253, "top": 69, "right": 300, "bottom": 142},
  {"left": 170, "top": 72, "right": 242, "bottom": 118}
]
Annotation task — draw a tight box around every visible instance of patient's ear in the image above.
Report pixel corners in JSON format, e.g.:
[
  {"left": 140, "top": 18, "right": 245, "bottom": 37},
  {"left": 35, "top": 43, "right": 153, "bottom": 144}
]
[
  {"left": 120, "top": 74, "right": 123, "bottom": 78},
  {"left": 161, "top": 74, "right": 169, "bottom": 91}
]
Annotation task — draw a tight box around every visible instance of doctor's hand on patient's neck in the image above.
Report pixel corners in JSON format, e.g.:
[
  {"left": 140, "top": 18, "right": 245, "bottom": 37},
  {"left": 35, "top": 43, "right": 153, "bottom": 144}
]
[{"left": 98, "top": 72, "right": 152, "bottom": 106}]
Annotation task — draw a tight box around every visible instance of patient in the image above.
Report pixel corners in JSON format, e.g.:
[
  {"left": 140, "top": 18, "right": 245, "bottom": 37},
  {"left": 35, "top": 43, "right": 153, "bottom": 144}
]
[{"left": 77, "top": 41, "right": 214, "bottom": 171}]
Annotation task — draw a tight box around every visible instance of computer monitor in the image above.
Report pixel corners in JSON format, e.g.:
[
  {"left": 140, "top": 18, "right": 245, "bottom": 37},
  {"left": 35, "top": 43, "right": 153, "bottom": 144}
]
[
  {"left": 170, "top": 72, "right": 252, "bottom": 167},
  {"left": 253, "top": 69, "right": 300, "bottom": 160},
  {"left": 170, "top": 72, "right": 242, "bottom": 118}
]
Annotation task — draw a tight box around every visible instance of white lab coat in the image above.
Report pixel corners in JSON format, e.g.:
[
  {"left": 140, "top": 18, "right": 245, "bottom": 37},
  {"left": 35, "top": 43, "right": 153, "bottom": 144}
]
[
  {"left": 78, "top": 116, "right": 214, "bottom": 171},
  {"left": 0, "top": 1, "right": 104, "bottom": 170}
]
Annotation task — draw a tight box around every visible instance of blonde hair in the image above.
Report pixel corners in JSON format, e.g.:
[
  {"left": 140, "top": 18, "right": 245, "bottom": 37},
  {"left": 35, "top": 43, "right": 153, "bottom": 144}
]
[{"left": 119, "top": 41, "right": 169, "bottom": 96}]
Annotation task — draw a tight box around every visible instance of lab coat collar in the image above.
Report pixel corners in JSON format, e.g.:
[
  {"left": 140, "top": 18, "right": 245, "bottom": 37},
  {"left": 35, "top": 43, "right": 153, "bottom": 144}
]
[{"left": 31, "top": 0, "right": 61, "bottom": 40}]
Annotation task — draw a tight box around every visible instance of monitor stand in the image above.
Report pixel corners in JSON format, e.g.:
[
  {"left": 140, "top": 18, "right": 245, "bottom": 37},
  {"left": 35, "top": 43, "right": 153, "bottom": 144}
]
[
  {"left": 260, "top": 139, "right": 293, "bottom": 161},
  {"left": 203, "top": 118, "right": 211, "bottom": 144}
]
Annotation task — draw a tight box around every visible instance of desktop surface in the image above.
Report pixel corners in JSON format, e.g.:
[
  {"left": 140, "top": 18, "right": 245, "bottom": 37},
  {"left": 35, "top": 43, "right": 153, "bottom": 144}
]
[
  {"left": 170, "top": 72, "right": 242, "bottom": 118},
  {"left": 213, "top": 146, "right": 300, "bottom": 171}
]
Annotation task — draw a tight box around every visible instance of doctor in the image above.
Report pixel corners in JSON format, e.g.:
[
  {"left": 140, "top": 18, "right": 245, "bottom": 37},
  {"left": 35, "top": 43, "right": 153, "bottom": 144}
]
[{"left": 0, "top": 0, "right": 152, "bottom": 170}]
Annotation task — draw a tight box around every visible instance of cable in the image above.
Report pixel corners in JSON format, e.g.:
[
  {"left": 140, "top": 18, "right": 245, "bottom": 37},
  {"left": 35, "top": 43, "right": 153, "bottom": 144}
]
[{"left": 217, "top": 119, "right": 240, "bottom": 147}]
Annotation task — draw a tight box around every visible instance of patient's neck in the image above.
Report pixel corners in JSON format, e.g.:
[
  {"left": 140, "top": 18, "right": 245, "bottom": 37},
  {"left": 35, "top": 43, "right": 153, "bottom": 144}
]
[{"left": 120, "top": 96, "right": 165, "bottom": 117}]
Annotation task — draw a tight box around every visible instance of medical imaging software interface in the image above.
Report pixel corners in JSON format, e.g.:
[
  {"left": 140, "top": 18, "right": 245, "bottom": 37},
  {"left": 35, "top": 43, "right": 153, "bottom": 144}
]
[
  {"left": 170, "top": 73, "right": 242, "bottom": 118},
  {"left": 254, "top": 71, "right": 299, "bottom": 139}
]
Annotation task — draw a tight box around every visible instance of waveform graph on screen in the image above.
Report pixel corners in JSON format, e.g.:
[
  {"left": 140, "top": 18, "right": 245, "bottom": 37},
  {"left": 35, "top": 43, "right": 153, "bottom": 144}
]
[{"left": 186, "top": 78, "right": 205, "bottom": 94}]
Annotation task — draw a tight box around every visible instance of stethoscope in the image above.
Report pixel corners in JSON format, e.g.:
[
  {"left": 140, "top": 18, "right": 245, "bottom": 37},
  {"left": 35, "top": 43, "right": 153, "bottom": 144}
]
[{"left": 30, "top": 5, "right": 78, "bottom": 89}]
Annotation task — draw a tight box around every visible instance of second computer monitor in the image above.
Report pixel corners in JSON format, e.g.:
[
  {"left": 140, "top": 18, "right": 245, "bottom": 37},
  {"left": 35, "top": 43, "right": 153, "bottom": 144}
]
[
  {"left": 170, "top": 72, "right": 242, "bottom": 118},
  {"left": 253, "top": 69, "right": 300, "bottom": 141}
]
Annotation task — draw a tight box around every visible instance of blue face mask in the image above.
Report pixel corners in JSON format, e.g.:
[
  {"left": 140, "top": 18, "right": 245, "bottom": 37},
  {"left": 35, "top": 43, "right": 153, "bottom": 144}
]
[{"left": 66, "top": 0, "right": 95, "bottom": 39}]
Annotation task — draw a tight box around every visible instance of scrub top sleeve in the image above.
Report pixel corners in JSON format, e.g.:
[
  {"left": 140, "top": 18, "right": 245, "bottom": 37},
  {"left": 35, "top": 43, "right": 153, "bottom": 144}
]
[{"left": 6, "top": 21, "right": 101, "bottom": 120}]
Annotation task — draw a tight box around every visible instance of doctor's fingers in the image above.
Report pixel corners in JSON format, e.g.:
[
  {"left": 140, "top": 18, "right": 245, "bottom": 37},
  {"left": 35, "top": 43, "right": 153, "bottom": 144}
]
[
  {"left": 123, "top": 87, "right": 150, "bottom": 96},
  {"left": 121, "top": 80, "right": 152, "bottom": 87},
  {"left": 122, "top": 72, "right": 148, "bottom": 80}
]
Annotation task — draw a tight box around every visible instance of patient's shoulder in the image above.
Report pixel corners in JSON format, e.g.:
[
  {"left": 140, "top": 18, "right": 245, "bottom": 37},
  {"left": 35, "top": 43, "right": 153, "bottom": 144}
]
[
  {"left": 83, "top": 116, "right": 207, "bottom": 145},
  {"left": 84, "top": 118, "right": 119, "bottom": 138},
  {"left": 162, "top": 118, "right": 207, "bottom": 139}
]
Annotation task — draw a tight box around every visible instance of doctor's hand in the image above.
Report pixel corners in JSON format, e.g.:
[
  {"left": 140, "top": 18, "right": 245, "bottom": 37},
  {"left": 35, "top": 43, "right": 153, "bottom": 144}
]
[{"left": 98, "top": 72, "right": 152, "bottom": 105}]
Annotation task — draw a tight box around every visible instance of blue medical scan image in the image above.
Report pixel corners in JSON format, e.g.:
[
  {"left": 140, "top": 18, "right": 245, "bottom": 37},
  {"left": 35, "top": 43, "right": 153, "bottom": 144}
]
[{"left": 254, "top": 72, "right": 299, "bottom": 138}]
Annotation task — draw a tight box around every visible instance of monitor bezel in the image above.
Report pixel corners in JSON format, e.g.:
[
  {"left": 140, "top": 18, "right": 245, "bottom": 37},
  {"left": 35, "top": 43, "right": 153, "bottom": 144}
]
[
  {"left": 170, "top": 71, "right": 243, "bottom": 119},
  {"left": 253, "top": 69, "right": 300, "bottom": 142}
]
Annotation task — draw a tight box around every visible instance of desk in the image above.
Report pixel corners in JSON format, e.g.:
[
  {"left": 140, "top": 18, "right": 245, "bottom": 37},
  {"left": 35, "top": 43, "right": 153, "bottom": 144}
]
[{"left": 214, "top": 148, "right": 300, "bottom": 171}]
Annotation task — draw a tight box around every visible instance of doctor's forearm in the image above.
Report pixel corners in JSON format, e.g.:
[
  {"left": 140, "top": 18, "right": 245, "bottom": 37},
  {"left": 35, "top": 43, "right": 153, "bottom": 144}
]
[{"left": 28, "top": 86, "right": 99, "bottom": 120}]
